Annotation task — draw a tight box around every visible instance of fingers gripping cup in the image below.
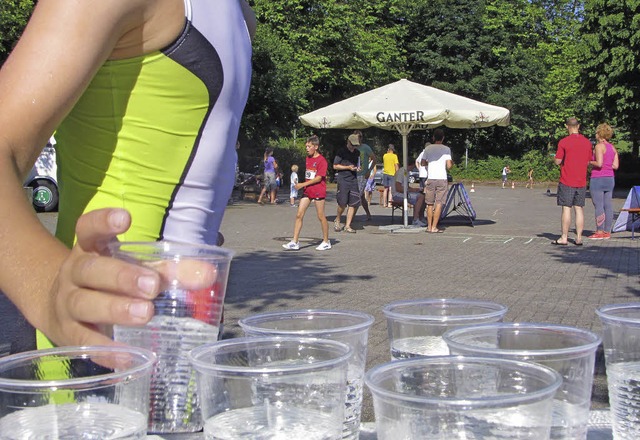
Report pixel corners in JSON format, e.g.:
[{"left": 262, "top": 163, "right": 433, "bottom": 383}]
[
  {"left": 383, "top": 298, "right": 507, "bottom": 360},
  {"left": 443, "top": 323, "right": 601, "bottom": 440},
  {"left": 109, "top": 241, "right": 234, "bottom": 433},
  {"left": 0, "top": 346, "right": 155, "bottom": 439},
  {"left": 596, "top": 303, "right": 640, "bottom": 440},
  {"left": 189, "top": 337, "right": 352, "bottom": 440},
  {"left": 238, "top": 310, "right": 374, "bottom": 440},
  {"left": 365, "top": 356, "right": 562, "bottom": 440}
]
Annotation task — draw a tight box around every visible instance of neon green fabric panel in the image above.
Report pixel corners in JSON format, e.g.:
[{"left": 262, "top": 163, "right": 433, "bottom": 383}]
[{"left": 55, "top": 52, "right": 209, "bottom": 247}]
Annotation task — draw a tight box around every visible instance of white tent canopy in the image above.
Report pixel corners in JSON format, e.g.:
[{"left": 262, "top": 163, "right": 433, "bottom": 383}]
[{"left": 300, "top": 79, "right": 510, "bottom": 226}]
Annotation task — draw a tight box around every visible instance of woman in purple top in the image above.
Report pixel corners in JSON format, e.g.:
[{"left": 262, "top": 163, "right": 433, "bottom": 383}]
[
  {"left": 588, "top": 123, "right": 619, "bottom": 239},
  {"left": 258, "top": 147, "right": 279, "bottom": 205}
]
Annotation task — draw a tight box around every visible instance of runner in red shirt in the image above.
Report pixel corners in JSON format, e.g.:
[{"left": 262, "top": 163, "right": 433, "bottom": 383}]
[
  {"left": 553, "top": 117, "right": 593, "bottom": 246},
  {"left": 282, "top": 135, "right": 331, "bottom": 251}
]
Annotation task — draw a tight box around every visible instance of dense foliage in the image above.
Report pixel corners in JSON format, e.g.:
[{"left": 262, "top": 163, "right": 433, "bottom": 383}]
[
  {"left": 1, "top": 0, "right": 638, "bottom": 183},
  {"left": 0, "top": 0, "right": 34, "bottom": 64}
]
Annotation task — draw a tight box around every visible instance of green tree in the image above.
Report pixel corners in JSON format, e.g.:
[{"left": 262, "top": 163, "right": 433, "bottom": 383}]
[
  {"left": 402, "top": 0, "right": 556, "bottom": 157},
  {"left": 581, "top": 0, "right": 640, "bottom": 156},
  {"left": 243, "top": 0, "right": 407, "bottom": 159},
  {"left": 0, "top": 0, "right": 35, "bottom": 65}
]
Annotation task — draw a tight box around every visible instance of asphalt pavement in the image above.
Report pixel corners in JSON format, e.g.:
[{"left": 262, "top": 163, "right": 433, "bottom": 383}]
[{"left": 38, "top": 181, "right": 640, "bottom": 423}]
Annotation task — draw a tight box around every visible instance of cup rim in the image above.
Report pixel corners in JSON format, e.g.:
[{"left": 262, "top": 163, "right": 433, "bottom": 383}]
[
  {"left": 108, "top": 240, "right": 235, "bottom": 261},
  {"left": 382, "top": 298, "right": 507, "bottom": 323},
  {"left": 596, "top": 303, "right": 640, "bottom": 325},
  {"left": 364, "top": 355, "right": 562, "bottom": 407},
  {"left": 238, "top": 309, "right": 375, "bottom": 336},
  {"left": 189, "top": 336, "right": 353, "bottom": 374},
  {"left": 442, "top": 322, "right": 602, "bottom": 358},
  {"left": 0, "top": 345, "right": 156, "bottom": 390}
]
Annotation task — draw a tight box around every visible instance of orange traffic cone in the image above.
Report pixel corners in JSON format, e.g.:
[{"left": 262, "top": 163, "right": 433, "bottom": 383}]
[
  {"left": 511, "top": 181, "right": 515, "bottom": 189},
  {"left": 470, "top": 183, "right": 475, "bottom": 193}
]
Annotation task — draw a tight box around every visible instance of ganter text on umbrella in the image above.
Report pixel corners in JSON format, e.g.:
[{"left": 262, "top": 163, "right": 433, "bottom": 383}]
[{"left": 376, "top": 111, "right": 426, "bottom": 123}]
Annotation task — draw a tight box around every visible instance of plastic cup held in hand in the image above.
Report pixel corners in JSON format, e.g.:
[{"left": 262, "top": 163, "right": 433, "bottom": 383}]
[
  {"left": 383, "top": 298, "right": 507, "bottom": 360},
  {"left": 0, "top": 345, "right": 155, "bottom": 440},
  {"left": 597, "top": 303, "right": 640, "bottom": 440},
  {"left": 238, "top": 309, "right": 374, "bottom": 440},
  {"left": 365, "top": 355, "right": 562, "bottom": 440},
  {"left": 109, "top": 240, "right": 234, "bottom": 433},
  {"left": 189, "top": 336, "right": 351, "bottom": 440},
  {"left": 443, "top": 322, "right": 601, "bottom": 440}
]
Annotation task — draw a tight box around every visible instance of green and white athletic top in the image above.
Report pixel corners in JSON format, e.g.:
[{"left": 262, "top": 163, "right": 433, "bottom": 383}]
[{"left": 54, "top": 0, "right": 252, "bottom": 247}]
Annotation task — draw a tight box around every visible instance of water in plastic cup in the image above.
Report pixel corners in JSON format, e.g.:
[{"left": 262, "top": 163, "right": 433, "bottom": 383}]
[
  {"left": 365, "top": 355, "right": 562, "bottom": 440},
  {"left": 189, "top": 336, "right": 352, "bottom": 440},
  {"left": 238, "top": 310, "right": 374, "bottom": 440},
  {"left": 443, "top": 323, "right": 601, "bottom": 440},
  {"left": 382, "top": 298, "right": 507, "bottom": 360},
  {"left": 596, "top": 303, "right": 640, "bottom": 440},
  {"left": 0, "top": 345, "right": 155, "bottom": 440},
  {"left": 109, "top": 241, "right": 234, "bottom": 433}
]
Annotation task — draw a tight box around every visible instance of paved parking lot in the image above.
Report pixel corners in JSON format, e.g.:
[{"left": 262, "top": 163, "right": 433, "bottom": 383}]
[
  {"left": 39, "top": 182, "right": 640, "bottom": 422},
  {"left": 218, "top": 182, "right": 639, "bottom": 421}
]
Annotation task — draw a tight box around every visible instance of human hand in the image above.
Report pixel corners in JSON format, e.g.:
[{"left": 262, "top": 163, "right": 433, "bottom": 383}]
[
  {"left": 42, "top": 208, "right": 161, "bottom": 347},
  {"left": 295, "top": 183, "right": 303, "bottom": 190}
]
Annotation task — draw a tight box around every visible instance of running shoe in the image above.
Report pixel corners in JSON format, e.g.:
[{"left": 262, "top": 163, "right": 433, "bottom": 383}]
[
  {"left": 282, "top": 241, "right": 300, "bottom": 250},
  {"left": 413, "top": 219, "right": 427, "bottom": 227},
  {"left": 315, "top": 241, "right": 332, "bottom": 251},
  {"left": 602, "top": 232, "right": 611, "bottom": 239},
  {"left": 588, "top": 231, "right": 606, "bottom": 240}
]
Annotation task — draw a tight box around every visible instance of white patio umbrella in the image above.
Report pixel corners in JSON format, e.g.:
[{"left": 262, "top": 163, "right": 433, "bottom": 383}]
[{"left": 299, "top": 79, "right": 510, "bottom": 227}]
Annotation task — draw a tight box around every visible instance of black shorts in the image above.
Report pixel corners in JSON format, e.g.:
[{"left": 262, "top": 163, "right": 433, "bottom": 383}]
[
  {"left": 557, "top": 182, "right": 586, "bottom": 207},
  {"left": 336, "top": 181, "right": 361, "bottom": 207},
  {"left": 302, "top": 195, "right": 325, "bottom": 201}
]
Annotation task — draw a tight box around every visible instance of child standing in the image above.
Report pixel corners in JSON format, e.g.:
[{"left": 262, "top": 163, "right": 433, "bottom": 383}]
[
  {"left": 282, "top": 135, "right": 331, "bottom": 251},
  {"left": 289, "top": 164, "right": 299, "bottom": 207}
]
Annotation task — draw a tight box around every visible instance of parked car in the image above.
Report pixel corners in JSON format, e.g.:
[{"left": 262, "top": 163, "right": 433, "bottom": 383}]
[
  {"left": 373, "top": 165, "right": 420, "bottom": 185},
  {"left": 24, "top": 140, "right": 58, "bottom": 212}
]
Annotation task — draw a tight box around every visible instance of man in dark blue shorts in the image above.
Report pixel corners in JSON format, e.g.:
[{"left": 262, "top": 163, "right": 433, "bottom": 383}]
[{"left": 333, "top": 136, "right": 361, "bottom": 233}]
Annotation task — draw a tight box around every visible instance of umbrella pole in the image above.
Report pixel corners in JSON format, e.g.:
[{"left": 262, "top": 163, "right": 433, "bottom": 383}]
[{"left": 402, "top": 133, "right": 409, "bottom": 227}]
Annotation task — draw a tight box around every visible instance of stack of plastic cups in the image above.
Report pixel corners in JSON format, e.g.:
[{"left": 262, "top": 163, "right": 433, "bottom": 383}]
[
  {"left": 109, "top": 241, "right": 234, "bottom": 433},
  {"left": 365, "top": 355, "right": 562, "bottom": 439},
  {"left": 443, "top": 322, "right": 601, "bottom": 440},
  {"left": 190, "top": 336, "right": 352, "bottom": 440},
  {"left": 0, "top": 346, "right": 155, "bottom": 438},
  {"left": 596, "top": 303, "right": 640, "bottom": 440},
  {"left": 239, "top": 309, "right": 374, "bottom": 440},
  {"left": 382, "top": 298, "right": 508, "bottom": 360}
]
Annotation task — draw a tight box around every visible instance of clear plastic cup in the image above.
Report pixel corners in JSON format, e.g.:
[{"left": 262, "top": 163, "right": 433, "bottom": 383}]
[
  {"left": 596, "top": 303, "right": 640, "bottom": 440},
  {"left": 189, "top": 336, "right": 352, "bottom": 440},
  {"left": 0, "top": 345, "right": 155, "bottom": 439},
  {"left": 365, "top": 355, "right": 562, "bottom": 440},
  {"left": 109, "top": 241, "right": 234, "bottom": 433},
  {"left": 443, "top": 323, "right": 601, "bottom": 440},
  {"left": 238, "top": 309, "right": 374, "bottom": 440},
  {"left": 382, "top": 298, "right": 507, "bottom": 360}
]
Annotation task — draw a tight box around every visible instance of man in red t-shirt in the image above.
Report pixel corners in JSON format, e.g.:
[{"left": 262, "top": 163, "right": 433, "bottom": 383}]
[
  {"left": 553, "top": 117, "right": 593, "bottom": 246},
  {"left": 282, "top": 135, "right": 331, "bottom": 251}
]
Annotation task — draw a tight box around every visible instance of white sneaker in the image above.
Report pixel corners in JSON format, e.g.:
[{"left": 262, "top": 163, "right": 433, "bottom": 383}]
[
  {"left": 282, "top": 241, "right": 300, "bottom": 250},
  {"left": 315, "top": 241, "right": 332, "bottom": 251},
  {"left": 413, "top": 219, "right": 427, "bottom": 227}
]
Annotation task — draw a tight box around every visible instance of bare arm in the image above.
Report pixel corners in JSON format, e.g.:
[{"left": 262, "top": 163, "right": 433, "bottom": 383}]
[
  {"left": 295, "top": 175, "right": 322, "bottom": 190},
  {"left": 0, "top": 0, "right": 183, "bottom": 347},
  {"left": 612, "top": 150, "right": 619, "bottom": 170},
  {"left": 590, "top": 143, "right": 605, "bottom": 168},
  {"left": 446, "top": 160, "right": 453, "bottom": 170}
]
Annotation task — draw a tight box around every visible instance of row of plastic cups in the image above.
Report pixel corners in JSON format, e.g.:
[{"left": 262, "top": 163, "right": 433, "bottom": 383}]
[
  {"left": 383, "top": 298, "right": 602, "bottom": 440},
  {"left": 0, "top": 336, "right": 590, "bottom": 440},
  {"left": 0, "top": 302, "right": 638, "bottom": 439}
]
